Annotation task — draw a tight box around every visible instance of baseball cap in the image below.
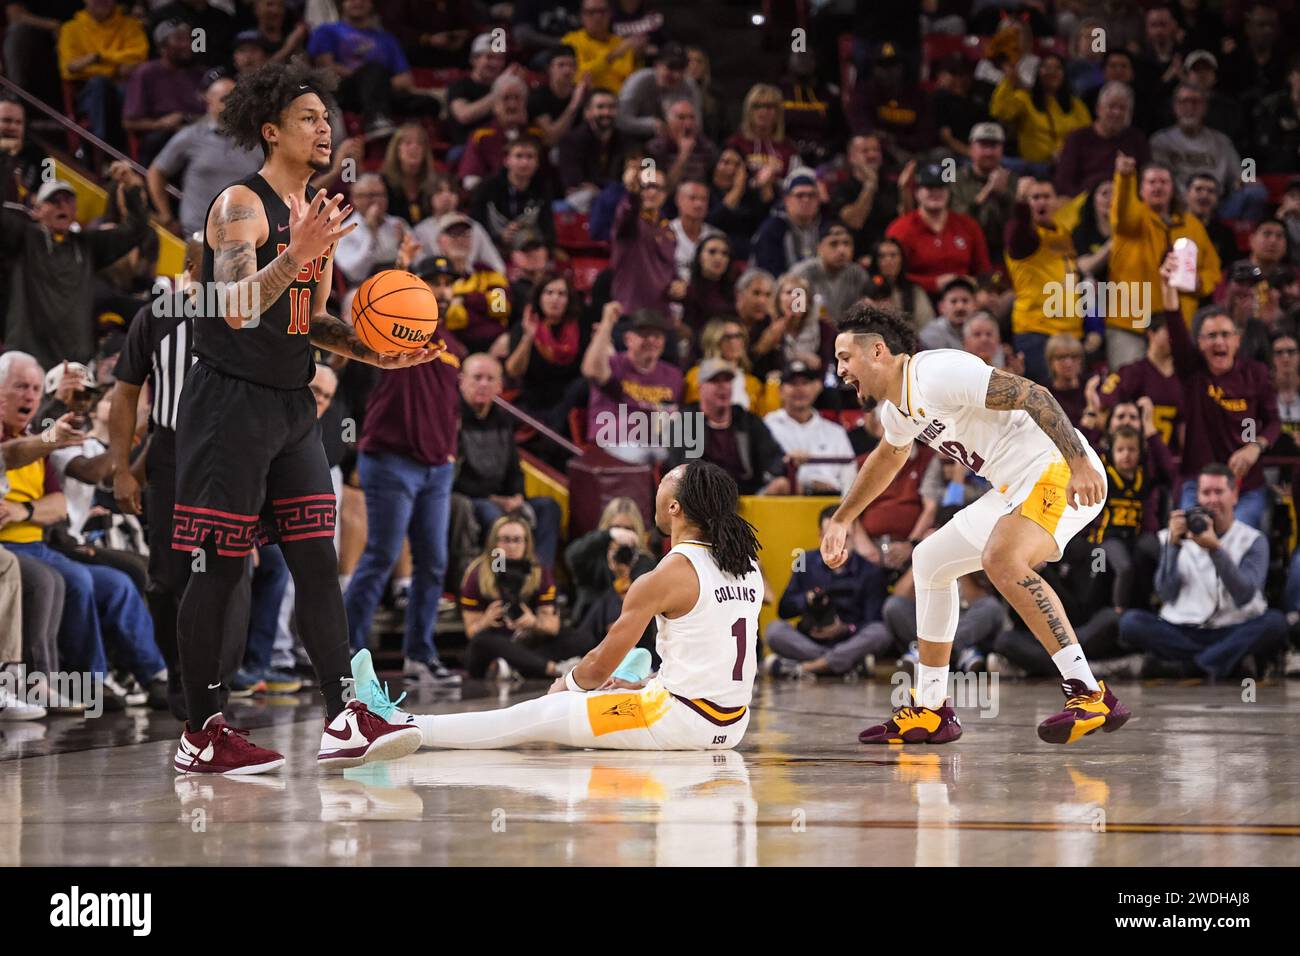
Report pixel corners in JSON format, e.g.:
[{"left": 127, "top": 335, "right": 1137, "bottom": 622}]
[
  {"left": 818, "top": 219, "right": 851, "bottom": 241},
  {"left": 916, "top": 163, "right": 948, "bottom": 188},
  {"left": 233, "top": 29, "right": 273, "bottom": 53},
  {"left": 969, "top": 121, "right": 1005, "bottom": 145},
  {"left": 414, "top": 255, "right": 459, "bottom": 279},
  {"left": 783, "top": 166, "right": 818, "bottom": 193},
  {"left": 655, "top": 43, "right": 688, "bottom": 70},
  {"left": 628, "top": 309, "right": 672, "bottom": 334},
  {"left": 437, "top": 212, "right": 474, "bottom": 233},
  {"left": 698, "top": 358, "right": 738, "bottom": 382},
  {"left": 471, "top": 33, "right": 498, "bottom": 56},
  {"left": 153, "top": 18, "right": 189, "bottom": 48},
  {"left": 35, "top": 180, "right": 75, "bottom": 204},
  {"left": 781, "top": 360, "right": 817, "bottom": 383},
  {"left": 1185, "top": 50, "right": 1218, "bottom": 72}
]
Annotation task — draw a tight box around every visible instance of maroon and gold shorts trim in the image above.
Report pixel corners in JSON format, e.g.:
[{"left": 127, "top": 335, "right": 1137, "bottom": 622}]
[
  {"left": 171, "top": 494, "right": 336, "bottom": 558},
  {"left": 672, "top": 695, "right": 748, "bottom": 727}
]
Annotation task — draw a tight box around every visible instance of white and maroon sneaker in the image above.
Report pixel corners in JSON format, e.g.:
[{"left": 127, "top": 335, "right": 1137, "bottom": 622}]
[
  {"left": 318, "top": 699, "right": 422, "bottom": 770},
  {"left": 173, "top": 714, "right": 285, "bottom": 775}
]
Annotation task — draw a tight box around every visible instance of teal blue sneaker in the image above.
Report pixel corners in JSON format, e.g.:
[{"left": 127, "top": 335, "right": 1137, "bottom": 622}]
[
  {"left": 350, "top": 649, "right": 409, "bottom": 724},
  {"left": 612, "top": 648, "right": 652, "bottom": 683}
]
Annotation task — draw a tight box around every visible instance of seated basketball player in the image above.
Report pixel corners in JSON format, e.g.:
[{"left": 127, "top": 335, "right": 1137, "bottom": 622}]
[
  {"left": 820, "top": 303, "right": 1131, "bottom": 745},
  {"left": 352, "top": 461, "right": 765, "bottom": 751}
]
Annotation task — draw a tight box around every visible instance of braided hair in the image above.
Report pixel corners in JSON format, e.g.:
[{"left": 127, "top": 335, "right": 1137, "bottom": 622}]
[{"left": 675, "top": 461, "right": 761, "bottom": 577}]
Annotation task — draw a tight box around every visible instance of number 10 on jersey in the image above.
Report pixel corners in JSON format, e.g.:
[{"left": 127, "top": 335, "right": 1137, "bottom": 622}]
[{"left": 288, "top": 288, "right": 312, "bottom": 335}]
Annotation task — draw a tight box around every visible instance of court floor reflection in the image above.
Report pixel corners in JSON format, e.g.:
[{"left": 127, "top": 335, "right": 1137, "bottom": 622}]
[{"left": 2, "top": 679, "right": 1297, "bottom": 866}]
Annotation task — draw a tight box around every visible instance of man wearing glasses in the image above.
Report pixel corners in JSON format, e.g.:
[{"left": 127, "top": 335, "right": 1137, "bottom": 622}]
[{"left": 1156, "top": 255, "right": 1279, "bottom": 530}]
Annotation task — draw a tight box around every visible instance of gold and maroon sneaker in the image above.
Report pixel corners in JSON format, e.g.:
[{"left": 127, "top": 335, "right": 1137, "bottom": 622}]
[
  {"left": 859, "top": 690, "right": 962, "bottom": 745},
  {"left": 1037, "top": 679, "right": 1131, "bottom": 744}
]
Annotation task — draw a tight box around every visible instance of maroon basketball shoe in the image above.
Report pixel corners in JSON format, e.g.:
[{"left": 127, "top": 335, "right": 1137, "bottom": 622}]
[
  {"left": 859, "top": 690, "right": 963, "bottom": 745},
  {"left": 173, "top": 714, "right": 286, "bottom": 775},
  {"left": 318, "top": 699, "right": 423, "bottom": 770},
  {"left": 1037, "top": 679, "right": 1132, "bottom": 744}
]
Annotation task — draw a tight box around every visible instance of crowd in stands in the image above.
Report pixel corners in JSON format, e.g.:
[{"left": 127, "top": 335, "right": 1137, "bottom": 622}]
[{"left": 5, "top": 0, "right": 1300, "bottom": 721}]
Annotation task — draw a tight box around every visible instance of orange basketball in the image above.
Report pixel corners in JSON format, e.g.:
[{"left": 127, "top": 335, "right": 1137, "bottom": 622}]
[{"left": 350, "top": 269, "right": 440, "bottom": 355}]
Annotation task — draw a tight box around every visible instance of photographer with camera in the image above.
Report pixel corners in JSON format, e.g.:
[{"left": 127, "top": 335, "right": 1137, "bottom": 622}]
[
  {"left": 1117, "top": 463, "right": 1288, "bottom": 679},
  {"left": 460, "top": 516, "right": 590, "bottom": 681},
  {"left": 564, "top": 496, "right": 660, "bottom": 632},
  {"left": 762, "top": 505, "right": 891, "bottom": 678}
]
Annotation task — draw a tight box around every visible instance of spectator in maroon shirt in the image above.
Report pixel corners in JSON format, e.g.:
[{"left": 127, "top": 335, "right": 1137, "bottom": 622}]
[
  {"left": 582, "top": 302, "right": 684, "bottom": 464},
  {"left": 1158, "top": 253, "right": 1280, "bottom": 530},
  {"left": 123, "top": 19, "right": 204, "bottom": 165},
  {"left": 610, "top": 161, "right": 678, "bottom": 316},
  {"left": 1055, "top": 81, "right": 1150, "bottom": 199},
  {"left": 847, "top": 42, "right": 933, "bottom": 165},
  {"left": 459, "top": 73, "right": 546, "bottom": 192},
  {"left": 1045, "top": 334, "right": 1088, "bottom": 427},
  {"left": 885, "top": 163, "right": 991, "bottom": 295},
  {"left": 646, "top": 97, "right": 719, "bottom": 191},
  {"left": 680, "top": 234, "right": 736, "bottom": 336},
  {"left": 343, "top": 327, "right": 468, "bottom": 687},
  {"left": 1096, "top": 311, "right": 1183, "bottom": 453}
]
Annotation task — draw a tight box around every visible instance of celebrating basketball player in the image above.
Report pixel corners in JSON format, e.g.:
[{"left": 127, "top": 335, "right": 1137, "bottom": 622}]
[
  {"left": 171, "top": 63, "right": 435, "bottom": 774},
  {"left": 352, "top": 461, "right": 765, "bottom": 751},
  {"left": 821, "top": 304, "right": 1131, "bottom": 745}
]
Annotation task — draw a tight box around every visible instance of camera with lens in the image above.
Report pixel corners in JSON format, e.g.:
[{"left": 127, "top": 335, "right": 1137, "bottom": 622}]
[
  {"left": 1185, "top": 506, "right": 1213, "bottom": 537},
  {"left": 798, "top": 587, "right": 838, "bottom": 635},
  {"left": 495, "top": 557, "right": 534, "bottom": 624},
  {"left": 612, "top": 543, "right": 637, "bottom": 567}
]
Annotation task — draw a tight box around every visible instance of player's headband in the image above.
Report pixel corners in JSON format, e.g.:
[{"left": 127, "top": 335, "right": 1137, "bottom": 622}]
[{"left": 279, "top": 82, "right": 330, "bottom": 114}]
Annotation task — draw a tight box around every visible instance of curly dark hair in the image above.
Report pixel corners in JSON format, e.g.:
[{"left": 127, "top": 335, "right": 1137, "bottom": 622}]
[
  {"left": 837, "top": 301, "right": 916, "bottom": 356},
  {"left": 218, "top": 60, "right": 338, "bottom": 157}
]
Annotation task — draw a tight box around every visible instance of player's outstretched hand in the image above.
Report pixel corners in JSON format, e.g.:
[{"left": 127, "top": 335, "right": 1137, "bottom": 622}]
[
  {"left": 287, "top": 191, "right": 356, "bottom": 264},
  {"left": 372, "top": 340, "right": 445, "bottom": 369},
  {"left": 1066, "top": 458, "right": 1106, "bottom": 509},
  {"left": 820, "top": 518, "right": 850, "bottom": 569}
]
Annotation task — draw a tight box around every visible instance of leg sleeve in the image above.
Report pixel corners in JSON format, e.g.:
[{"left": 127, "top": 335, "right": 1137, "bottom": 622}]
[
  {"left": 410, "top": 688, "right": 665, "bottom": 750},
  {"left": 911, "top": 514, "right": 988, "bottom": 644}
]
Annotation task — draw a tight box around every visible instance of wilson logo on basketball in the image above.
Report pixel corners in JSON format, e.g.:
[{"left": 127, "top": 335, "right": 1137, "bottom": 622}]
[{"left": 391, "top": 323, "right": 430, "bottom": 343}]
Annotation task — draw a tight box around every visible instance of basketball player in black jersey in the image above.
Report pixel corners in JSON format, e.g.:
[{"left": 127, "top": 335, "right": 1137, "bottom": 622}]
[{"left": 171, "top": 63, "right": 428, "bottom": 774}]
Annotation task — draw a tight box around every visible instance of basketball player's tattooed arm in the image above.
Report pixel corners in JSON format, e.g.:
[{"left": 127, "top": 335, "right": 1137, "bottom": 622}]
[
  {"left": 984, "top": 368, "right": 1106, "bottom": 507},
  {"left": 208, "top": 189, "right": 301, "bottom": 328},
  {"left": 309, "top": 260, "right": 442, "bottom": 368}
]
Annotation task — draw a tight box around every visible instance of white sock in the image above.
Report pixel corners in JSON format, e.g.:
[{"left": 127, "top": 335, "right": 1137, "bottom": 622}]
[
  {"left": 1052, "top": 645, "right": 1100, "bottom": 691},
  {"left": 915, "top": 662, "right": 949, "bottom": 710}
]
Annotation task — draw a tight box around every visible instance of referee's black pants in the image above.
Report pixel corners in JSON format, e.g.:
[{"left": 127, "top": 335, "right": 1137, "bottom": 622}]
[{"left": 144, "top": 427, "right": 245, "bottom": 720}]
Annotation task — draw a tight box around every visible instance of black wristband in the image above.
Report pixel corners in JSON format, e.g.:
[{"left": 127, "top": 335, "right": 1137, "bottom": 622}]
[{"left": 22, "top": 501, "right": 34, "bottom": 521}]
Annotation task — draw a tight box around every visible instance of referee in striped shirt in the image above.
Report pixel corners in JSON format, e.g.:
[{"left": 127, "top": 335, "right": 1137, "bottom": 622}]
[{"left": 108, "top": 243, "right": 246, "bottom": 721}]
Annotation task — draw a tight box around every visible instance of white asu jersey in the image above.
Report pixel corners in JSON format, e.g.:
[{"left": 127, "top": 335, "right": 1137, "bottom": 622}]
[
  {"left": 880, "top": 348, "right": 1105, "bottom": 558},
  {"left": 655, "top": 541, "right": 764, "bottom": 711},
  {"left": 880, "top": 349, "right": 1066, "bottom": 498}
]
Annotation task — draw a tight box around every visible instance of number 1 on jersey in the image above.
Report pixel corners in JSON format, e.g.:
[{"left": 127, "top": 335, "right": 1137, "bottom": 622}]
[
  {"left": 288, "top": 288, "right": 312, "bottom": 335},
  {"left": 731, "top": 617, "right": 747, "bottom": 681}
]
